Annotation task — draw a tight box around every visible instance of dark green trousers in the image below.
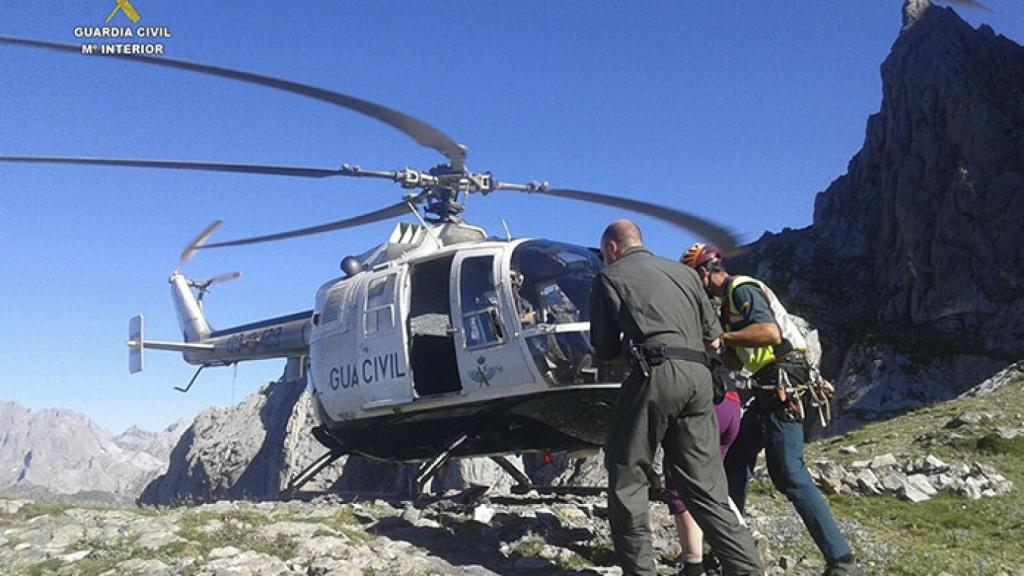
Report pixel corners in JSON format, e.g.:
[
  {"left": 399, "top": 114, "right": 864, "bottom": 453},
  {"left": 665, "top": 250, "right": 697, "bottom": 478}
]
[{"left": 605, "top": 360, "right": 763, "bottom": 576}]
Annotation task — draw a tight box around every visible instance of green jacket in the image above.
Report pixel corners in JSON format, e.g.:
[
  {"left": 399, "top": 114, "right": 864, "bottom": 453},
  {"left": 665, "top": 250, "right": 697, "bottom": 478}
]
[{"left": 589, "top": 247, "right": 721, "bottom": 362}]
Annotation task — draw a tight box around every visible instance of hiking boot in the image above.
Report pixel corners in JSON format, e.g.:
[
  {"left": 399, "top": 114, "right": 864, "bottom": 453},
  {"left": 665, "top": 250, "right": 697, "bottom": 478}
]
[
  {"left": 702, "top": 553, "right": 722, "bottom": 576},
  {"left": 823, "top": 554, "right": 864, "bottom": 576},
  {"left": 679, "top": 560, "right": 704, "bottom": 576}
]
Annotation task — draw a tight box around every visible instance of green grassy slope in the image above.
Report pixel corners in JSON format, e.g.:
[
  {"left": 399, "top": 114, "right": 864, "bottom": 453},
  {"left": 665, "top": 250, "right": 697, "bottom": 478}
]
[{"left": 750, "top": 375, "right": 1024, "bottom": 575}]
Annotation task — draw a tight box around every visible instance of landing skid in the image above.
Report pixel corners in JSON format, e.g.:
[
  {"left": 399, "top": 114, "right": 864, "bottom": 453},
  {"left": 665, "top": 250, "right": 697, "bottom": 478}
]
[
  {"left": 412, "top": 433, "right": 469, "bottom": 495},
  {"left": 490, "top": 455, "right": 531, "bottom": 488},
  {"left": 283, "top": 427, "right": 610, "bottom": 498},
  {"left": 283, "top": 425, "right": 348, "bottom": 496},
  {"left": 284, "top": 448, "right": 346, "bottom": 495},
  {"left": 509, "top": 484, "right": 607, "bottom": 496}
]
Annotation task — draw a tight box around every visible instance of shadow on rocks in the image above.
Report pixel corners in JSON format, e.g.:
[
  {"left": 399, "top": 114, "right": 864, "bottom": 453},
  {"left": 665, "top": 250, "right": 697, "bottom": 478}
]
[{"left": 369, "top": 511, "right": 609, "bottom": 575}]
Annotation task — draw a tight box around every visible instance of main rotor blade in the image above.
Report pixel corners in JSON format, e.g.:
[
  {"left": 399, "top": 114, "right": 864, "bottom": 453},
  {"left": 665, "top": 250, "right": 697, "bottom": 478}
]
[
  {"left": 534, "top": 188, "right": 739, "bottom": 254},
  {"left": 945, "top": 0, "right": 991, "bottom": 11},
  {"left": 179, "top": 220, "right": 223, "bottom": 265},
  {"left": 199, "top": 198, "right": 421, "bottom": 250},
  {"left": 0, "top": 156, "right": 347, "bottom": 178},
  {"left": 0, "top": 36, "right": 466, "bottom": 167}
]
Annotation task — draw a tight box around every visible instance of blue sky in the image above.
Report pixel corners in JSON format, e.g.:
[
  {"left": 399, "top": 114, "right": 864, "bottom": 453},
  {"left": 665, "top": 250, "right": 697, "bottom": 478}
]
[{"left": 2, "top": 1, "right": 1022, "bottom": 433}]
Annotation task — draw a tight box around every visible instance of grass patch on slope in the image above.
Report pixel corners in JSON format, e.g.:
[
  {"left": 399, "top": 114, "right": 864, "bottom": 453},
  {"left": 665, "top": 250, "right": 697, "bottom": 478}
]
[
  {"left": 20, "top": 536, "right": 158, "bottom": 576},
  {"left": 175, "top": 509, "right": 298, "bottom": 561},
  {"left": 799, "top": 374, "right": 1024, "bottom": 575},
  {"left": 0, "top": 502, "right": 73, "bottom": 527}
]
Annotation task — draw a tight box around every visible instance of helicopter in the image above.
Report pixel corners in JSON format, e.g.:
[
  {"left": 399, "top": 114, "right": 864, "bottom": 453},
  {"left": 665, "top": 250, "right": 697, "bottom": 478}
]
[{"left": 0, "top": 35, "right": 739, "bottom": 494}]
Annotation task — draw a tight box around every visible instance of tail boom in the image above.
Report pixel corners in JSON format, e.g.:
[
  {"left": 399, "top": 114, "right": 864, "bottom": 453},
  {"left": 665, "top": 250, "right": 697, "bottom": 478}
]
[
  {"left": 128, "top": 270, "right": 311, "bottom": 373},
  {"left": 127, "top": 311, "right": 310, "bottom": 372}
]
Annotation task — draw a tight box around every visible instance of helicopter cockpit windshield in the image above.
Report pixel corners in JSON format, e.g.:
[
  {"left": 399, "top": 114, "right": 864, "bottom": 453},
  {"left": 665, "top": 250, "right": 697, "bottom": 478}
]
[
  {"left": 512, "top": 240, "right": 598, "bottom": 323},
  {"left": 511, "top": 240, "right": 620, "bottom": 386}
]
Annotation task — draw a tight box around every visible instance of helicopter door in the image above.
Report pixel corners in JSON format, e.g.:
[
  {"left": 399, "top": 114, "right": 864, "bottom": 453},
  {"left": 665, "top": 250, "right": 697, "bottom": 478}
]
[
  {"left": 357, "top": 268, "right": 414, "bottom": 409},
  {"left": 451, "top": 252, "right": 533, "bottom": 391},
  {"left": 407, "top": 254, "right": 460, "bottom": 397}
]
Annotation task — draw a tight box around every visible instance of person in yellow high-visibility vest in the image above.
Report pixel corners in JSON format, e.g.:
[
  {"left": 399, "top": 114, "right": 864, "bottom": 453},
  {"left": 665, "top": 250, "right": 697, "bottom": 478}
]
[{"left": 681, "top": 243, "right": 863, "bottom": 576}]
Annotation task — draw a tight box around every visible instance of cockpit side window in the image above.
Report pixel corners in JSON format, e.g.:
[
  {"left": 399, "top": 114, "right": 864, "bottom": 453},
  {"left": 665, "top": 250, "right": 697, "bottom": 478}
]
[
  {"left": 459, "top": 255, "right": 504, "bottom": 349},
  {"left": 364, "top": 273, "right": 396, "bottom": 336},
  {"left": 511, "top": 240, "right": 602, "bottom": 325},
  {"left": 511, "top": 240, "right": 616, "bottom": 386}
]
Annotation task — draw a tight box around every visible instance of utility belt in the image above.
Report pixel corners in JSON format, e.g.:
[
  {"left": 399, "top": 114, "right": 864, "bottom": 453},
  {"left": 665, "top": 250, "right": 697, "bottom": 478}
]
[
  {"left": 627, "top": 343, "right": 711, "bottom": 379},
  {"left": 771, "top": 349, "right": 807, "bottom": 369},
  {"left": 750, "top": 351, "right": 834, "bottom": 426}
]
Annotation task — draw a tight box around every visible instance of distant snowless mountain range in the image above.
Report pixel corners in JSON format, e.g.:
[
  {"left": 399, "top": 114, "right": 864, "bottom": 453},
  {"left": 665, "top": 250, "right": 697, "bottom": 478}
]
[{"left": 0, "top": 401, "right": 188, "bottom": 503}]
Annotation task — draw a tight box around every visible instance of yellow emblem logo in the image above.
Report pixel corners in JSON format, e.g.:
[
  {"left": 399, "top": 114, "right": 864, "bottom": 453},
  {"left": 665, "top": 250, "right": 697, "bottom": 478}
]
[{"left": 105, "top": 0, "right": 141, "bottom": 24}]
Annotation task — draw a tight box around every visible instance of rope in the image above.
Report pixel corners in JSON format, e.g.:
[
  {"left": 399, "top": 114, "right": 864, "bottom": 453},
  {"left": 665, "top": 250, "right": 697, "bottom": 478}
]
[
  {"left": 231, "top": 362, "right": 238, "bottom": 405},
  {"left": 752, "top": 364, "right": 834, "bottom": 427}
]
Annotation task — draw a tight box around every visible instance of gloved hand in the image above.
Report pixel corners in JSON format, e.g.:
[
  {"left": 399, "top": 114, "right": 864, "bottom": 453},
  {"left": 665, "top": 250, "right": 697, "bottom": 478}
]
[{"left": 820, "top": 377, "right": 836, "bottom": 400}]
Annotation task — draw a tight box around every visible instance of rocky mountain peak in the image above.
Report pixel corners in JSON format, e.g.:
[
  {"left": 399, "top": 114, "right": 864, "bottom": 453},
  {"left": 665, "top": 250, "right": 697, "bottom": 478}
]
[
  {"left": 812, "top": 1, "right": 1024, "bottom": 349},
  {"left": 901, "top": 0, "right": 932, "bottom": 31},
  {"left": 730, "top": 4, "right": 1023, "bottom": 429}
]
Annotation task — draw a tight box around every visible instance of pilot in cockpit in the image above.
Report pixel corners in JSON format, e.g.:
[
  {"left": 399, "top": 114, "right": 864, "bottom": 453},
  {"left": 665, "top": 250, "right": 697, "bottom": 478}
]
[{"left": 510, "top": 268, "right": 538, "bottom": 326}]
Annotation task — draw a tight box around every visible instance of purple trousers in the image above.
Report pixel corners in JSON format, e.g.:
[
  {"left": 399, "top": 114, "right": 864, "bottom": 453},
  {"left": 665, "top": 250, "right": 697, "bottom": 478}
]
[{"left": 665, "top": 393, "right": 742, "bottom": 515}]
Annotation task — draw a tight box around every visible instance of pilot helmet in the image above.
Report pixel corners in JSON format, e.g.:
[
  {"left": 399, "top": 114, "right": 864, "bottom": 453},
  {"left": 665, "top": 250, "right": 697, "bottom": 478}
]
[{"left": 510, "top": 269, "right": 525, "bottom": 286}]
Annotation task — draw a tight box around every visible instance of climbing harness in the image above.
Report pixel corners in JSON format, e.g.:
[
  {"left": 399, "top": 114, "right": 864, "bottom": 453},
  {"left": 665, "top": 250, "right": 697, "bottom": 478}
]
[{"left": 754, "top": 359, "right": 835, "bottom": 427}]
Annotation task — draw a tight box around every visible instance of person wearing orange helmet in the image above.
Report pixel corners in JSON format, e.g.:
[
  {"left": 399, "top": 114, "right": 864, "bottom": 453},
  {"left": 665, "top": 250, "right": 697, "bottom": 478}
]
[{"left": 681, "top": 242, "right": 861, "bottom": 576}]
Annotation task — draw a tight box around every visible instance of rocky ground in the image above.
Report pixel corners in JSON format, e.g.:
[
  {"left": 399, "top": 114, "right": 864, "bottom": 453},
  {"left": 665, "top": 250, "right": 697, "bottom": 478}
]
[
  {"left": 3, "top": 372, "right": 1023, "bottom": 576},
  {"left": 0, "top": 490, "right": 864, "bottom": 576}
]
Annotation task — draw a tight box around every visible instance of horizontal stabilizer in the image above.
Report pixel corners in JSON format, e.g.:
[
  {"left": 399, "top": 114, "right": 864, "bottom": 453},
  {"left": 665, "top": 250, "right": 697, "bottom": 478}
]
[{"left": 127, "top": 314, "right": 215, "bottom": 374}]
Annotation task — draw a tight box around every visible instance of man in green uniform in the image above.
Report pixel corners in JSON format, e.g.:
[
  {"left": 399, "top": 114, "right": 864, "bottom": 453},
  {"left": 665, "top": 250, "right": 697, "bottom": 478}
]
[{"left": 590, "top": 220, "right": 762, "bottom": 576}]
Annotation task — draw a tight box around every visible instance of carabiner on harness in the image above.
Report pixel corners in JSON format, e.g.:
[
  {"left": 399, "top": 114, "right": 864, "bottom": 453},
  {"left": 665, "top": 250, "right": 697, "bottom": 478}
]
[{"left": 778, "top": 367, "right": 805, "bottom": 422}]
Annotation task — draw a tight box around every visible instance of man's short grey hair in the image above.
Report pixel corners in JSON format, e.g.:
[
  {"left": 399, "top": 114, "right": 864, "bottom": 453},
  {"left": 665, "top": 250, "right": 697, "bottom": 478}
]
[{"left": 601, "top": 219, "right": 643, "bottom": 248}]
